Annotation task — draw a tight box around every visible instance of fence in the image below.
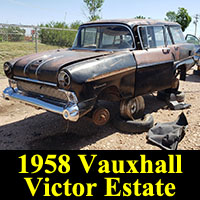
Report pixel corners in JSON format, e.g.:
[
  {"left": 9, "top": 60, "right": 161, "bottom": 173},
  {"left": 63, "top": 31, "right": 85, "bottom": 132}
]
[
  {"left": 0, "top": 23, "right": 78, "bottom": 53},
  {"left": 0, "top": 23, "right": 78, "bottom": 75}
]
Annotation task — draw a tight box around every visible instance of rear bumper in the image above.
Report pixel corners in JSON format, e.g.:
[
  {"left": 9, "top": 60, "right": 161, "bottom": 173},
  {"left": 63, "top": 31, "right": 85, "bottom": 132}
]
[{"left": 3, "top": 87, "right": 79, "bottom": 122}]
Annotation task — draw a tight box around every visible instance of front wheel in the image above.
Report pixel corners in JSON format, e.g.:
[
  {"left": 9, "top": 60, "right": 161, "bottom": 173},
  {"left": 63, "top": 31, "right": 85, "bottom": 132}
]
[{"left": 120, "top": 96, "right": 145, "bottom": 120}]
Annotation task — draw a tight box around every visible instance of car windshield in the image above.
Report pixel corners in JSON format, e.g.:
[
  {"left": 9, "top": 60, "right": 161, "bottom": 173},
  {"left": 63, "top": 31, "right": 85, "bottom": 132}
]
[{"left": 72, "top": 25, "right": 134, "bottom": 50}]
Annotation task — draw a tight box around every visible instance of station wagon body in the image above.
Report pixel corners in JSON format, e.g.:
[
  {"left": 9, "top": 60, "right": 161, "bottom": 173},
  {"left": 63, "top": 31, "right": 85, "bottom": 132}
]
[{"left": 2, "top": 19, "right": 199, "bottom": 125}]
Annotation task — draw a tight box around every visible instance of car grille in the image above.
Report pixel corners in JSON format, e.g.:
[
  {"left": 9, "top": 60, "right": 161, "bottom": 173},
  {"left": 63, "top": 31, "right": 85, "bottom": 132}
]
[{"left": 17, "top": 81, "right": 68, "bottom": 102}]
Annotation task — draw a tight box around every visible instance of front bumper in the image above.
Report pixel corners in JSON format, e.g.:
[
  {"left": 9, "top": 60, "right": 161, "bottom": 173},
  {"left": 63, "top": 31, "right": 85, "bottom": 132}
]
[{"left": 3, "top": 87, "right": 79, "bottom": 122}]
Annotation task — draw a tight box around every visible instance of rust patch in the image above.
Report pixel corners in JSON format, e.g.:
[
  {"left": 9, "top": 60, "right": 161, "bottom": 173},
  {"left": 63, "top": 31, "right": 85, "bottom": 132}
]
[
  {"left": 86, "top": 67, "right": 134, "bottom": 82},
  {"left": 92, "top": 107, "right": 110, "bottom": 126}
]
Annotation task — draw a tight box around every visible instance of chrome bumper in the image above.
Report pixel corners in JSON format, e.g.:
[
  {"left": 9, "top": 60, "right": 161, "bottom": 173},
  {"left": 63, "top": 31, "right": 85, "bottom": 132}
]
[{"left": 2, "top": 87, "right": 79, "bottom": 122}]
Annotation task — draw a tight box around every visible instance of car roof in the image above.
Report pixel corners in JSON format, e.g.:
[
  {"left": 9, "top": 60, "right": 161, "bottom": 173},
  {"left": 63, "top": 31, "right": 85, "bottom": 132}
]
[{"left": 82, "top": 18, "right": 180, "bottom": 28}]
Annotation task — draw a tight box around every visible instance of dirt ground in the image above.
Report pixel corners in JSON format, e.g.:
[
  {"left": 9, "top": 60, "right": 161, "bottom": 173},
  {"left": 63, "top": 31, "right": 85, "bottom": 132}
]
[{"left": 0, "top": 69, "right": 200, "bottom": 150}]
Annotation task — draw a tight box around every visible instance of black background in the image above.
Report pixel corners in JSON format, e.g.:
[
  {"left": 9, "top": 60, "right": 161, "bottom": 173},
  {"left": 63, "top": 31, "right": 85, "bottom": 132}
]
[{"left": 0, "top": 151, "right": 199, "bottom": 199}]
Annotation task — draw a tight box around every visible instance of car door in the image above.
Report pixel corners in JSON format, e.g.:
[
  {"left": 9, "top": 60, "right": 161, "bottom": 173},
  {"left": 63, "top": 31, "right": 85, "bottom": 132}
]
[
  {"left": 168, "top": 26, "right": 196, "bottom": 61},
  {"left": 186, "top": 34, "right": 200, "bottom": 67},
  {"left": 185, "top": 34, "right": 200, "bottom": 47},
  {"left": 165, "top": 25, "right": 180, "bottom": 61},
  {"left": 134, "top": 25, "right": 174, "bottom": 97}
]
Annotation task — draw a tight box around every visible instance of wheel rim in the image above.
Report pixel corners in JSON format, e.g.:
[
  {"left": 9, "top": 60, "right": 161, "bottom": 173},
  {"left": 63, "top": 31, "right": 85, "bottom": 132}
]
[
  {"left": 120, "top": 98, "right": 137, "bottom": 120},
  {"left": 130, "top": 101, "right": 137, "bottom": 115},
  {"left": 92, "top": 108, "right": 110, "bottom": 126}
]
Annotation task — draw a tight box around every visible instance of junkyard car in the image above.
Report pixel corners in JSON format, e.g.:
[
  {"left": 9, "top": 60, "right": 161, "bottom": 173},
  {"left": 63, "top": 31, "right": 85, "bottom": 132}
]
[
  {"left": 186, "top": 34, "right": 200, "bottom": 68},
  {"left": 2, "top": 19, "right": 200, "bottom": 125}
]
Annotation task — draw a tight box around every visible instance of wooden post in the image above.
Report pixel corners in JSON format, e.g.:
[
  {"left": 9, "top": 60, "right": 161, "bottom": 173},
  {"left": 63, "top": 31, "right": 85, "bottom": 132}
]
[{"left": 35, "top": 27, "right": 38, "bottom": 53}]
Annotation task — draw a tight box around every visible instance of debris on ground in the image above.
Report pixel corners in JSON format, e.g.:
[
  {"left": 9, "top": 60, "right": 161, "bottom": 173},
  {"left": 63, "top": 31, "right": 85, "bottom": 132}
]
[{"left": 147, "top": 112, "right": 188, "bottom": 150}]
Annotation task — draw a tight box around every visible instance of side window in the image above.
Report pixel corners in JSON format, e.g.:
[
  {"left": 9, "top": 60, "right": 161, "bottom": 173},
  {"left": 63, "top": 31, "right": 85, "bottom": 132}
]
[
  {"left": 139, "top": 27, "right": 148, "bottom": 48},
  {"left": 153, "top": 26, "right": 165, "bottom": 47},
  {"left": 170, "top": 26, "right": 185, "bottom": 44},
  {"left": 139, "top": 26, "right": 165, "bottom": 49},
  {"left": 147, "top": 26, "right": 157, "bottom": 48}
]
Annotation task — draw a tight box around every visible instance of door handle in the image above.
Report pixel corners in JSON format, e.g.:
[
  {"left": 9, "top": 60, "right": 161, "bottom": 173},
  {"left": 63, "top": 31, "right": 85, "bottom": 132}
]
[{"left": 162, "top": 48, "right": 170, "bottom": 54}]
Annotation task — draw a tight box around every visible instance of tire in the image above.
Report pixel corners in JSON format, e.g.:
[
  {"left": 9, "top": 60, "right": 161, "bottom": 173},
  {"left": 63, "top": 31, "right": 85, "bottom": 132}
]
[
  {"left": 112, "top": 114, "right": 154, "bottom": 134},
  {"left": 174, "top": 91, "right": 185, "bottom": 102},
  {"left": 157, "top": 90, "right": 170, "bottom": 101},
  {"left": 157, "top": 91, "right": 185, "bottom": 102},
  {"left": 120, "top": 96, "right": 145, "bottom": 120}
]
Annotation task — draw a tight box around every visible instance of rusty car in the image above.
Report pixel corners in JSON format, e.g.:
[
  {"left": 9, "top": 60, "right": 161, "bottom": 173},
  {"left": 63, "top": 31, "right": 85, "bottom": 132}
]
[
  {"left": 186, "top": 34, "right": 200, "bottom": 73},
  {"left": 2, "top": 19, "right": 199, "bottom": 126}
]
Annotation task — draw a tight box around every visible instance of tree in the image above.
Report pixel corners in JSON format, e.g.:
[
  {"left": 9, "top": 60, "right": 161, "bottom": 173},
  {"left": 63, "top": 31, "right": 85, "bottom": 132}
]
[
  {"left": 165, "top": 8, "right": 192, "bottom": 32},
  {"left": 165, "top": 11, "right": 176, "bottom": 22},
  {"left": 70, "top": 21, "right": 82, "bottom": 29},
  {"left": 83, "top": 0, "right": 104, "bottom": 21},
  {"left": 176, "top": 8, "right": 192, "bottom": 32},
  {"left": 39, "top": 21, "right": 77, "bottom": 47},
  {"left": 135, "top": 16, "right": 146, "bottom": 19},
  {"left": 0, "top": 26, "right": 25, "bottom": 42}
]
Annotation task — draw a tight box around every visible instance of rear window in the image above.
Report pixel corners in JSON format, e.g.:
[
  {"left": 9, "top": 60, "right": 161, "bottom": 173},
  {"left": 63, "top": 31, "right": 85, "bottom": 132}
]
[{"left": 170, "top": 26, "right": 185, "bottom": 44}]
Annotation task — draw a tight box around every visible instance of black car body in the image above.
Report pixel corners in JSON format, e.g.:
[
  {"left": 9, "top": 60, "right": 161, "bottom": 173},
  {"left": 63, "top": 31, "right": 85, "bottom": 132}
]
[{"left": 2, "top": 19, "right": 199, "bottom": 124}]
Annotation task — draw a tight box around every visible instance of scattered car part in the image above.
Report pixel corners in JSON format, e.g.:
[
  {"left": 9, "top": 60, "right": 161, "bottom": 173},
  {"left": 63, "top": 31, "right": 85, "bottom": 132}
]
[
  {"left": 168, "top": 100, "right": 191, "bottom": 110},
  {"left": 112, "top": 114, "right": 154, "bottom": 134},
  {"left": 92, "top": 107, "right": 111, "bottom": 126},
  {"left": 120, "top": 96, "right": 145, "bottom": 120},
  {"left": 172, "top": 92, "right": 185, "bottom": 102},
  {"left": 157, "top": 90, "right": 185, "bottom": 102},
  {"left": 147, "top": 112, "right": 188, "bottom": 150}
]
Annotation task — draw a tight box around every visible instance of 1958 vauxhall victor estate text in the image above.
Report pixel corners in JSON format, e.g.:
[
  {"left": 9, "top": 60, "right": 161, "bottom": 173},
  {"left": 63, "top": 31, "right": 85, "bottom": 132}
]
[{"left": 2, "top": 19, "right": 199, "bottom": 126}]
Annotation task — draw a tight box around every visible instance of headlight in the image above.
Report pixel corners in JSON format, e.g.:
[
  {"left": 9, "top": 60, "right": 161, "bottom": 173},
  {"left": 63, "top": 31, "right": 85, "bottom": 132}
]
[
  {"left": 4, "top": 62, "right": 12, "bottom": 73},
  {"left": 57, "top": 71, "right": 71, "bottom": 89},
  {"left": 3, "top": 62, "right": 13, "bottom": 78}
]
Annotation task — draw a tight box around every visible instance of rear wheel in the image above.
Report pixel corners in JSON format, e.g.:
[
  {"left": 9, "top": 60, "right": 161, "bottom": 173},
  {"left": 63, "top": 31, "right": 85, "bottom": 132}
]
[{"left": 120, "top": 96, "right": 145, "bottom": 120}]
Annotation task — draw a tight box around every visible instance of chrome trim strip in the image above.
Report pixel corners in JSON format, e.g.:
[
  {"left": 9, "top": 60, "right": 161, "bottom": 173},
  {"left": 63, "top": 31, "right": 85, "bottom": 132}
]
[
  {"left": 23, "top": 56, "right": 48, "bottom": 76},
  {"left": 2, "top": 87, "right": 79, "bottom": 122},
  {"left": 35, "top": 55, "right": 64, "bottom": 78},
  {"left": 13, "top": 76, "right": 57, "bottom": 87}
]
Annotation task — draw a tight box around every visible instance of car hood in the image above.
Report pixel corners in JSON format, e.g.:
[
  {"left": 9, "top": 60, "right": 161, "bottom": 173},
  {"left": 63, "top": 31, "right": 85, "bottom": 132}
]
[{"left": 10, "top": 49, "right": 111, "bottom": 83}]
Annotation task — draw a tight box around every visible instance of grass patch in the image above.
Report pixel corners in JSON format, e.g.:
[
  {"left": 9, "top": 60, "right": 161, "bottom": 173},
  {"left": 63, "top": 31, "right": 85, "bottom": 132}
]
[{"left": 0, "top": 41, "right": 63, "bottom": 76}]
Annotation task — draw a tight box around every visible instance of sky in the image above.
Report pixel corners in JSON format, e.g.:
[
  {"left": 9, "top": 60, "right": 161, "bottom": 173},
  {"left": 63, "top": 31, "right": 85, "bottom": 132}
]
[{"left": 0, "top": 0, "right": 199, "bottom": 36}]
